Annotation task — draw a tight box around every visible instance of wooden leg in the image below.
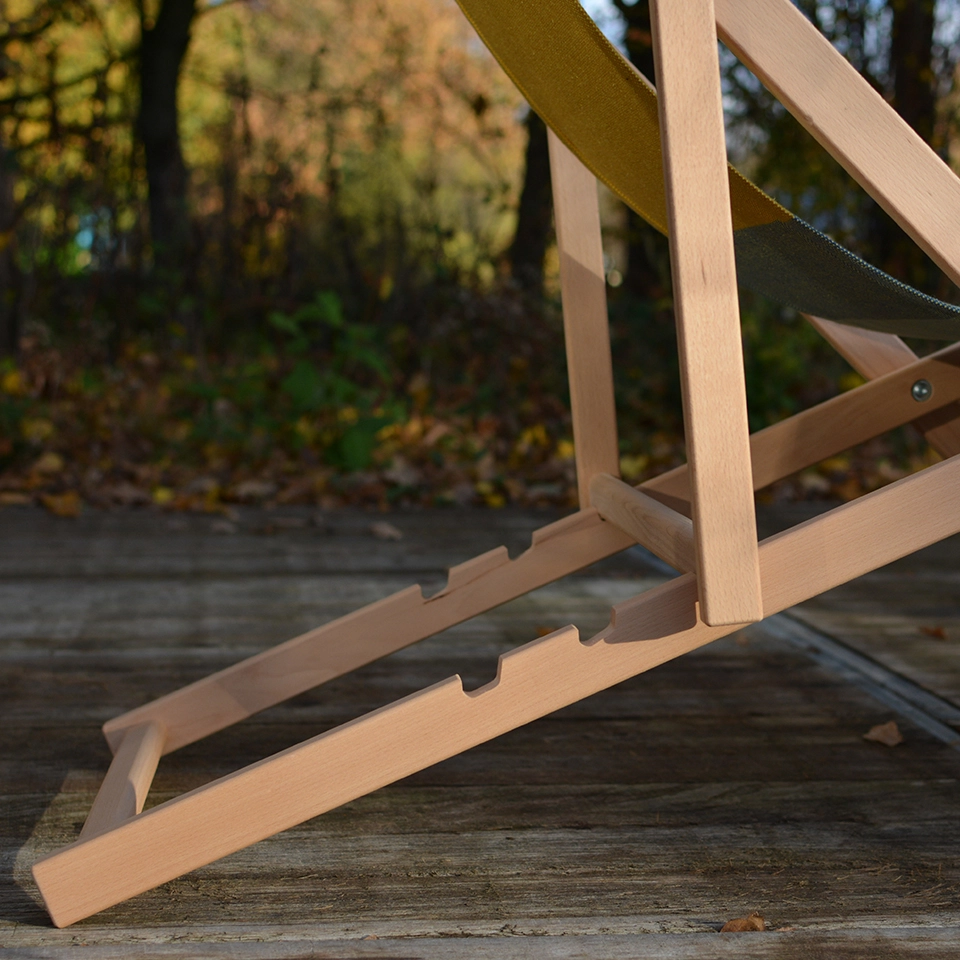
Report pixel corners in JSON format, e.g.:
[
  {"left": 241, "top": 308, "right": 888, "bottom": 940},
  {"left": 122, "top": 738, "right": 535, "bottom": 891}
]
[
  {"left": 651, "top": 0, "right": 762, "bottom": 626},
  {"left": 33, "top": 448, "right": 960, "bottom": 927},
  {"left": 716, "top": 0, "right": 960, "bottom": 288},
  {"left": 549, "top": 132, "right": 620, "bottom": 507}
]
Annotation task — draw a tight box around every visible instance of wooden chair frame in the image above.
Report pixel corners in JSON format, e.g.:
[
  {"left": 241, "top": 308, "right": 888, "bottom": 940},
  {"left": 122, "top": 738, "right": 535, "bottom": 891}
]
[{"left": 31, "top": 0, "right": 960, "bottom": 926}]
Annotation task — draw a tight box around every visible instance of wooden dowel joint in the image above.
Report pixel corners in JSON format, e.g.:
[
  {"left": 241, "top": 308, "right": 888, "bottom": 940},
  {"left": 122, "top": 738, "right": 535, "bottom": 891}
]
[
  {"left": 79, "top": 721, "right": 165, "bottom": 842},
  {"left": 590, "top": 472, "right": 695, "bottom": 572}
]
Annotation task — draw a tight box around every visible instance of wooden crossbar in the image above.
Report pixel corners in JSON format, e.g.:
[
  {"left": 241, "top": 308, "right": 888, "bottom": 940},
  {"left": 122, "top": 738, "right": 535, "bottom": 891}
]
[
  {"left": 590, "top": 473, "right": 695, "bottom": 573},
  {"left": 78, "top": 722, "right": 165, "bottom": 842}
]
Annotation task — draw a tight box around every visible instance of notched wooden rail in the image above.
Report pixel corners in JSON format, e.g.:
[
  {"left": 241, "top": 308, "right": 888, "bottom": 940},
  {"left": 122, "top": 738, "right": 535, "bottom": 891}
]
[
  {"left": 103, "top": 508, "right": 636, "bottom": 755},
  {"left": 34, "top": 450, "right": 960, "bottom": 926},
  {"left": 102, "top": 340, "right": 960, "bottom": 758}
]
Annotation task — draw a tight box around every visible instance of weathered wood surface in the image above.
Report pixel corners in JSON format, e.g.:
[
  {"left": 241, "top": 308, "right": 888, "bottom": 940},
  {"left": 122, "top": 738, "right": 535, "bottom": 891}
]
[
  {"left": 2, "top": 505, "right": 960, "bottom": 956},
  {"left": 757, "top": 503, "right": 960, "bottom": 708}
]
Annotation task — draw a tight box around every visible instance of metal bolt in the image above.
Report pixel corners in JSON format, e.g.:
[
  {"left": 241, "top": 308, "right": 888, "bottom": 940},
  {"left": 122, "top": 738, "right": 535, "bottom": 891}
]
[{"left": 911, "top": 378, "right": 933, "bottom": 402}]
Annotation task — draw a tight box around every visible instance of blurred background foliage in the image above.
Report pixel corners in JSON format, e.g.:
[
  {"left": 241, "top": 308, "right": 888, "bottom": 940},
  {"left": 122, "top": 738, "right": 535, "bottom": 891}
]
[{"left": 0, "top": 0, "right": 957, "bottom": 515}]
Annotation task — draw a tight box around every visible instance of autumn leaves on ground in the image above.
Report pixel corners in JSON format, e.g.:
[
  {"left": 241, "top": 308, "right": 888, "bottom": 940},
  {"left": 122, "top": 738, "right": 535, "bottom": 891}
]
[
  {"left": 0, "top": 315, "right": 939, "bottom": 521},
  {"left": 0, "top": 0, "right": 953, "bottom": 518}
]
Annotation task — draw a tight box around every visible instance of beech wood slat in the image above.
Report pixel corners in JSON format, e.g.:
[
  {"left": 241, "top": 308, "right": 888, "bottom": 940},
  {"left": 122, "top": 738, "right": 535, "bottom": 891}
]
[
  {"left": 806, "top": 316, "right": 918, "bottom": 379},
  {"left": 642, "top": 341, "right": 960, "bottom": 506},
  {"left": 650, "top": 0, "right": 761, "bottom": 626},
  {"left": 807, "top": 315, "right": 960, "bottom": 458},
  {"left": 103, "top": 343, "right": 960, "bottom": 754},
  {"left": 78, "top": 721, "right": 164, "bottom": 841},
  {"left": 715, "top": 0, "right": 960, "bottom": 287},
  {"left": 9, "top": 507, "right": 960, "bottom": 944},
  {"left": 589, "top": 473, "right": 695, "bottom": 572},
  {"left": 103, "top": 510, "right": 635, "bottom": 754},
  {"left": 548, "top": 132, "right": 620, "bottom": 506},
  {"left": 747, "top": 345, "right": 960, "bottom": 490},
  {"left": 34, "top": 450, "right": 960, "bottom": 926}
]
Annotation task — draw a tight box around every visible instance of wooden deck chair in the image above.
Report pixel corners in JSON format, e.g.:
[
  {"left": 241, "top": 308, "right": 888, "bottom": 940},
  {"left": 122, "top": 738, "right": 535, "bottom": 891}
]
[{"left": 32, "top": 0, "right": 960, "bottom": 926}]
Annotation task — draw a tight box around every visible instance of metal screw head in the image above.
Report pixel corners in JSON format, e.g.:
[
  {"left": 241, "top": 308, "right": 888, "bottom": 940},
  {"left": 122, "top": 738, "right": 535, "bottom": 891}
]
[{"left": 911, "top": 378, "right": 933, "bottom": 402}]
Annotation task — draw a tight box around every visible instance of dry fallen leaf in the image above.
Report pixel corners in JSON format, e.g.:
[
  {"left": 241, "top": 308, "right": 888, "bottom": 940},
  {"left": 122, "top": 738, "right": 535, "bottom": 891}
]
[
  {"left": 863, "top": 720, "right": 903, "bottom": 746},
  {"left": 32, "top": 451, "right": 65, "bottom": 475},
  {"left": 233, "top": 479, "right": 278, "bottom": 501},
  {"left": 152, "top": 486, "right": 175, "bottom": 506},
  {"left": 370, "top": 521, "right": 403, "bottom": 541},
  {"left": 920, "top": 626, "right": 947, "bottom": 640},
  {"left": 422, "top": 422, "right": 450, "bottom": 446},
  {"left": 0, "top": 492, "right": 31, "bottom": 506},
  {"left": 720, "top": 912, "right": 765, "bottom": 933},
  {"left": 40, "top": 491, "right": 82, "bottom": 518},
  {"left": 106, "top": 482, "right": 151, "bottom": 507},
  {"left": 384, "top": 457, "right": 421, "bottom": 487}
]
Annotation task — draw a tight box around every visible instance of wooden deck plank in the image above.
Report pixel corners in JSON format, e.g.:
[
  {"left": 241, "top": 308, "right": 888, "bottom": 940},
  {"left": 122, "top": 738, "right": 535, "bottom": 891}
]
[
  {"left": 2, "top": 506, "right": 959, "bottom": 951},
  {"left": 758, "top": 503, "right": 960, "bottom": 708},
  {"left": 5, "top": 929, "right": 960, "bottom": 959}
]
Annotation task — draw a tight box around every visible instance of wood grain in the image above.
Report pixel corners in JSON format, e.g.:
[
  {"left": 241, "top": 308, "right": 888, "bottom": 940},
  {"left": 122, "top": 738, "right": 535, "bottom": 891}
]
[
  {"left": 548, "top": 131, "right": 620, "bottom": 507},
  {"left": 102, "top": 509, "right": 634, "bottom": 755},
  {"left": 807, "top": 314, "right": 960, "bottom": 458},
  {"left": 78, "top": 722, "right": 164, "bottom": 841},
  {"left": 716, "top": 0, "right": 960, "bottom": 287},
  {"left": 33, "top": 448, "right": 960, "bottom": 925},
  {"left": 6, "top": 506, "right": 960, "bottom": 948},
  {"left": 5, "top": 930, "right": 960, "bottom": 959},
  {"left": 589, "top": 472, "right": 694, "bottom": 572},
  {"left": 643, "top": 340, "right": 960, "bottom": 505},
  {"left": 650, "top": 0, "right": 761, "bottom": 625}
]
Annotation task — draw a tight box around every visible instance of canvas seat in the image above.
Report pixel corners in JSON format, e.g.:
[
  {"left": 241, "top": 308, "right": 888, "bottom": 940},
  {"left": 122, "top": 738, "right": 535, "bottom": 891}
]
[{"left": 32, "top": 0, "right": 960, "bottom": 926}]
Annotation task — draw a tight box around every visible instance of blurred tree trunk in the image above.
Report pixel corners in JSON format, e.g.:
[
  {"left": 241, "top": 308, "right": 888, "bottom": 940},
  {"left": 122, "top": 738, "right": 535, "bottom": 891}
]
[
  {"left": 0, "top": 141, "right": 17, "bottom": 357},
  {"left": 508, "top": 108, "right": 552, "bottom": 290},
  {"left": 869, "top": 0, "right": 938, "bottom": 288},
  {"left": 612, "top": 0, "right": 671, "bottom": 301},
  {"left": 890, "top": 0, "right": 937, "bottom": 144},
  {"left": 139, "top": 0, "right": 197, "bottom": 271}
]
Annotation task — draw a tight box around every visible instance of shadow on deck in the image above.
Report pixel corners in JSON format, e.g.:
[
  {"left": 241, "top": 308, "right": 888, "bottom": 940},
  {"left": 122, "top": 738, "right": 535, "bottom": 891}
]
[{"left": 2, "top": 504, "right": 959, "bottom": 957}]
